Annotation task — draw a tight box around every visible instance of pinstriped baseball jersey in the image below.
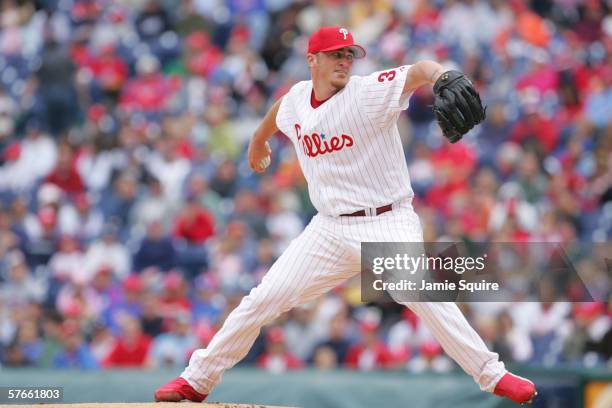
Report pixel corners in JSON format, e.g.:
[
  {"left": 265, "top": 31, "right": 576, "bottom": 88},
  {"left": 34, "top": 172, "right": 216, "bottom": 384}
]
[{"left": 276, "top": 65, "right": 415, "bottom": 216}]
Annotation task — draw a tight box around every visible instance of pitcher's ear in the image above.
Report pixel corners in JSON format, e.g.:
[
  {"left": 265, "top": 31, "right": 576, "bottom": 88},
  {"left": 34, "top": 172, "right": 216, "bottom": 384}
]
[{"left": 307, "top": 53, "right": 317, "bottom": 68}]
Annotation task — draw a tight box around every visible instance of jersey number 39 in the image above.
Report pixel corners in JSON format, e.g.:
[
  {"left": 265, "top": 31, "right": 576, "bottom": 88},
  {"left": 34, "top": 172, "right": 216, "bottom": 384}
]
[{"left": 377, "top": 70, "right": 396, "bottom": 82}]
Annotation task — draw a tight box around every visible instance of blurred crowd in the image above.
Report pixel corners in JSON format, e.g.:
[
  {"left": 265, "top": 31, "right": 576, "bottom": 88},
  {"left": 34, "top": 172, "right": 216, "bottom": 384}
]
[{"left": 1, "top": 0, "right": 611, "bottom": 372}]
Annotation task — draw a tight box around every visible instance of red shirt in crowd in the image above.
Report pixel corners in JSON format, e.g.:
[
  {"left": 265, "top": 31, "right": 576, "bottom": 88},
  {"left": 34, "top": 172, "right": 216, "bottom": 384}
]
[
  {"left": 173, "top": 207, "right": 215, "bottom": 244},
  {"left": 119, "top": 73, "right": 180, "bottom": 112},
  {"left": 88, "top": 54, "right": 129, "bottom": 91},
  {"left": 103, "top": 334, "right": 152, "bottom": 367},
  {"left": 510, "top": 113, "right": 559, "bottom": 153},
  {"left": 45, "top": 165, "right": 85, "bottom": 196},
  {"left": 344, "top": 341, "right": 394, "bottom": 370}
]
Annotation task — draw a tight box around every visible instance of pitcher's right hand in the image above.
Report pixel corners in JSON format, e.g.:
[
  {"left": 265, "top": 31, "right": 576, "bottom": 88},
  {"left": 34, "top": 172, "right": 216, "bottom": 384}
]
[{"left": 248, "top": 139, "right": 272, "bottom": 173}]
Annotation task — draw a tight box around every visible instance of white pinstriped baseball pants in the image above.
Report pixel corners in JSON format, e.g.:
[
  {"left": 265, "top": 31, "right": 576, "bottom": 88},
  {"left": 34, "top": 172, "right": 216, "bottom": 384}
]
[{"left": 182, "top": 202, "right": 506, "bottom": 394}]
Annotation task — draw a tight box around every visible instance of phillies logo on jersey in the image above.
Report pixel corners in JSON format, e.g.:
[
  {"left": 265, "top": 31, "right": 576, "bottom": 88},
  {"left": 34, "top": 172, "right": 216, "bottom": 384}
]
[{"left": 295, "top": 124, "right": 354, "bottom": 158}]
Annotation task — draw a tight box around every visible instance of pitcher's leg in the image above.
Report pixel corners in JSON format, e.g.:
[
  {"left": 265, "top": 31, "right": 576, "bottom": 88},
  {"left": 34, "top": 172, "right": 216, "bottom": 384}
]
[
  {"left": 401, "top": 301, "right": 506, "bottom": 391},
  {"left": 181, "top": 217, "right": 353, "bottom": 394},
  {"left": 373, "top": 207, "right": 507, "bottom": 392}
]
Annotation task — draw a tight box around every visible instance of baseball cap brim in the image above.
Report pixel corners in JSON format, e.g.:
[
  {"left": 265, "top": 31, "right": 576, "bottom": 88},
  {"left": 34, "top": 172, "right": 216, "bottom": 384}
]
[{"left": 316, "top": 44, "right": 366, "bottom": 59}]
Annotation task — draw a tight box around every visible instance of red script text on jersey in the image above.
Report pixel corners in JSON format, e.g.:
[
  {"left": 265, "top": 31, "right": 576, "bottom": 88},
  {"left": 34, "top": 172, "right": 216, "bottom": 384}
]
[{"left": 294, "top": 124, "right": 354, "bottom": 158}]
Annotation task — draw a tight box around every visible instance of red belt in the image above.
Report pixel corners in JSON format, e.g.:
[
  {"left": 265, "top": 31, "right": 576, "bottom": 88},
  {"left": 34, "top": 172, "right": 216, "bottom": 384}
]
[{"left": 340, "top": 204, "right": 393, "bottom": 217}]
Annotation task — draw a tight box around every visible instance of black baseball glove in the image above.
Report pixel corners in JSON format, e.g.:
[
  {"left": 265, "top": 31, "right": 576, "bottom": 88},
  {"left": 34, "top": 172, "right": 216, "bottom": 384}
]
[{"left": 433, "top": 70, "right": 486, "bottom": 143}]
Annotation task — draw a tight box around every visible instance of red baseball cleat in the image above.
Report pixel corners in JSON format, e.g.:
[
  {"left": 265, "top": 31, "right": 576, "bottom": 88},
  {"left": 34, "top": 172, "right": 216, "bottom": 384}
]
[
  {"left": 154, "top": 377, "right": 207, "bottom": 402},
  {"left": 493, "top": 372, "right": 537, "bottom": 404}
]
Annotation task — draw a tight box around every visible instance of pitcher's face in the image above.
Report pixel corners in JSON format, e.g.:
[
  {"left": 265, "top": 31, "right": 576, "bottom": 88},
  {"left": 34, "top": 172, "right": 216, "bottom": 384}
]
[{"left": 309, "top": 47, "right": 355, "bottom": 90}]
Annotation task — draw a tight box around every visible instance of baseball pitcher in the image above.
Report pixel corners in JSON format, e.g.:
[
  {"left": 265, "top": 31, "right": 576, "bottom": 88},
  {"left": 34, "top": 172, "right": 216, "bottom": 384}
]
[{"left": 155, "top": 27, "right": 537, "bottom": 405}]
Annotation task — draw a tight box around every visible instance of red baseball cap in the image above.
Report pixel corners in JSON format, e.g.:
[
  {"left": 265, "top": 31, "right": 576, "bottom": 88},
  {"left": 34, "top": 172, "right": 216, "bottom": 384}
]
[
  {"left": 308, "top": 26, "right": 366, "bottom": 58},
  {"left": 266, "top": 327, "right": 286, "bottom": 343}
]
